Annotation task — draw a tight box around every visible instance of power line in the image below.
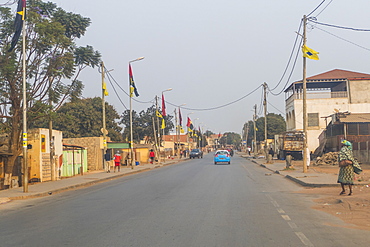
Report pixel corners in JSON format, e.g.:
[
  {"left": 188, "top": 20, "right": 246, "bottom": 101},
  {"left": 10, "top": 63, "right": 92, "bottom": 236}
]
[
  {"left": 307, "top": 0, "right": 327, "bottom": 17},
  {"left": 269, "top": 20, "right": 303, "bottom": 93},
  {"left": 315, "top": 0, "right": 334, "bottom": 17},
  {"left": 168, "top": 84, "right": 263, "bottom": 111},
  {"left": 309, "top": 20, "right": 370, "bottom": 32},
  {"left": 313, "top": 26, "right": 370, "bottom": 52}
]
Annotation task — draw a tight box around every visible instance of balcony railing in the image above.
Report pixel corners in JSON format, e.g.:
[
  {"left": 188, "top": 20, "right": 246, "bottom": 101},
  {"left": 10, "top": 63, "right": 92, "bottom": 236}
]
[{"left": 286, "top": 91, "right": 347, "bottom": 103}]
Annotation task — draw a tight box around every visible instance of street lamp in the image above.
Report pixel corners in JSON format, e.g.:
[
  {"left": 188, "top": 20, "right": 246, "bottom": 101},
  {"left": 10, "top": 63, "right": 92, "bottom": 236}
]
[{"left": 129, "top": 57, "right": 144, "bottom": 169}]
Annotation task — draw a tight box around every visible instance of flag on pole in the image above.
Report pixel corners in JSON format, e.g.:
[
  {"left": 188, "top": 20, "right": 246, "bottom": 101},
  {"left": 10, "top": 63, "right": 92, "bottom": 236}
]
[
  {"left": 161, "top": 118, "right": 166, "bottom": 129},
  {"left": 186, "top": 117, "right": 192, "bottom": 128},
  {"left": 178, "top": 108, "right": 182, "bottom": 126},
  {"left": 302, "top": 44, "right": 319, "bottom": 60},
  {"left": 180, "top": 126, "right": 184, "bottom": 133},
  {"left": 102, "top": 81, "right": 109, "bottom": 96},
  {"left": 161, "top": 93, "right": 166, "bottom": 117},
  {"left": 156, "top": 110, "right": 163, "bottom": 118},
  {"left": 129, "top": 64, "right": 139, "bottom": 97},
  {"left": 8, "top": 0, "right": 26, "bottom": 52}
]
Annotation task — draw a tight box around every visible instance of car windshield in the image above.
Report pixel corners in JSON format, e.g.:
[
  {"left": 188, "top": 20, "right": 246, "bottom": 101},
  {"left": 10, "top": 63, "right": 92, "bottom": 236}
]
[
  {"left": 191, "top": 149, "right": 199, "bottom": 152},
  {"left": 216, "top": 150, "right": 228, "bottom": 155}
]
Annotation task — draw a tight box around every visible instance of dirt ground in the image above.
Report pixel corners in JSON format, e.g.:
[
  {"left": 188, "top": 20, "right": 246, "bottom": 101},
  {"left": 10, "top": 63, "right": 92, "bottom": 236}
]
[{"left": 296, "top": 162, "right": 370, "bottom": 231}]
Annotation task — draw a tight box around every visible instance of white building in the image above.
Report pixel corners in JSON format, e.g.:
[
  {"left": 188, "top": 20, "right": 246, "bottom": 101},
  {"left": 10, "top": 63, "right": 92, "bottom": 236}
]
[{"left": 285, "top": 69, "right": 370, "bottom": 152}]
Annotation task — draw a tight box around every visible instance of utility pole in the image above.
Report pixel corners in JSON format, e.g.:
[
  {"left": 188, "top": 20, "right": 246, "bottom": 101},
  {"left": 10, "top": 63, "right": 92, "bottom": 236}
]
[
  {"left": 174, "top": 108, "right": 179, "bottom": 157},
  {"left": 49, "top": 76, "right": 55, "bottom": 180},
  {"left": 263, "top": 82, "right": 269, "bottom": 162},
  {"left": 155, "top": 96, "right": 161, "bottom": 161},
  {"left": 302, "top": 15, "right": 308, "bottom": 173},
  {"left": 101, "top": 61, "right": 108, "bottom": 172},
  {"left": 253, "top": 104, "right": 257, "bottom": 157}
]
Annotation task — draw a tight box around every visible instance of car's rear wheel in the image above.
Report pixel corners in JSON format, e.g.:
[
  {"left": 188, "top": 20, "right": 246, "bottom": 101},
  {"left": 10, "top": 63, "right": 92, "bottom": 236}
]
[
  {"left": 214, "top": 162, "right": 217, "bottom": 165},
  {"left": 228, "top": 161, "right": 230, "bottom": 164}
]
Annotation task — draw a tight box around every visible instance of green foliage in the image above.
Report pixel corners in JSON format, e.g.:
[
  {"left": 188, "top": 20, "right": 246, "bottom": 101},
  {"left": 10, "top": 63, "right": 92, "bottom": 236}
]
[
  {"left": 0, "top": 1, "right": 101, "bottom": 172},
  {"left": 31, "top": 97, "right": 123, "bottom": 141},
  {"left": 120, "top": 106, "right": 175, "bottom": 143},
  {"left": 219, "top": 132, "right": 241, "bottom": 147},
  {"left": 246, "top": 113, "right": 286, "bottom": 143}
]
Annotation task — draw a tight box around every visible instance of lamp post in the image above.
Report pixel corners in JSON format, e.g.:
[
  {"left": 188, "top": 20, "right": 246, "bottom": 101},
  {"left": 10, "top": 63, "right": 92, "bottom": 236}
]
[{"left": 129, "top": 57, "right": 144, "bottom": 169}]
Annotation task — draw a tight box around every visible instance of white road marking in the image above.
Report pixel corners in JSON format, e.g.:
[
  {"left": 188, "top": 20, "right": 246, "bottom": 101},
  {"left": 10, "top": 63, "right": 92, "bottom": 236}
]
[{"left": 295, "top": 232, "right": 314, "bottom": 246}]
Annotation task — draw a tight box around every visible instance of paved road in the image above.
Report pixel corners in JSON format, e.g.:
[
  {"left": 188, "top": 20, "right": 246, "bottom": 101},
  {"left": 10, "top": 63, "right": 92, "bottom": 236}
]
[{"left": 1, "top": 153, "right": 369, "bottom": 246}]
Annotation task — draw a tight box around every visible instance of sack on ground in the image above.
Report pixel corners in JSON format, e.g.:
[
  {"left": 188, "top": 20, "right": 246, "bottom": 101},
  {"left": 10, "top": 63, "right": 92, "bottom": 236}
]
[{"left": 339, "top": 159, "right": 352, "bottom": 167}]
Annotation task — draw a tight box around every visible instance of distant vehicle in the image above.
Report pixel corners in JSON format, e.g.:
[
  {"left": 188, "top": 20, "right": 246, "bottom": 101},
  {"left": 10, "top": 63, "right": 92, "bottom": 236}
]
[
  {"left": 214, "top": 150, "right": 231, "bottom": 165},
  {"left": 189, "top": 149, "right": 203, "bottom": 159}
]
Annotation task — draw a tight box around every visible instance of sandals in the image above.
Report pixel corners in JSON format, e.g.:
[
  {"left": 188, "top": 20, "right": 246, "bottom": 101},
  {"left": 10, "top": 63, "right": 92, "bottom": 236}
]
[{"left": 339, "top": 191, "right": 346, "bottom": 195}]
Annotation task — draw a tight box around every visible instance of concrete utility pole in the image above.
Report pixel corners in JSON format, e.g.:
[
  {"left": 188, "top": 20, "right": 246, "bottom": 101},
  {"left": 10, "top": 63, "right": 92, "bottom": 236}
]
[
  {"left": 101, "top": 61, "right": 108, "bottom": 172},
  {"left": 263, "top": 82, "right": 269, "bottom": 162},
  {"left": 253, "top": 104, "right": 257, "bottom": 157},
  {"left": 155, "top": 96, "right": 161, "bottom": 159},
  {"left": 302, "top": 15, "right": 308, "bottom": 173}
]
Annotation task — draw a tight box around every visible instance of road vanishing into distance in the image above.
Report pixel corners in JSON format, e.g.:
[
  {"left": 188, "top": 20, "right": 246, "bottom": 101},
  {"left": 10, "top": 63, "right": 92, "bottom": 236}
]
[{"left": 1, "top": 153, "right": 370, "bottom": 246}]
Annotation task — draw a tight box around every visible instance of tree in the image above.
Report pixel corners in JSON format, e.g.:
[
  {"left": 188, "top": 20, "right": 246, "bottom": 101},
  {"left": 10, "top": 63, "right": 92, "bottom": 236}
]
[
  {"left": 120, "top": 106, "right": 175, "bottom": 143},
  {"left": 219, "top": 132, "right": 241, "bottom": 147},
  {"left": 0, "top": 1, "right": 101, "bottom": 185},
  {"left": 247, "top": 113, "right": 286, "bottom": 142},
  {"left": 31, "top": 97, "right": 123, "bottom": 141},
  {"left": 203, "top": 130, "right": 215, "bottom": 137}
]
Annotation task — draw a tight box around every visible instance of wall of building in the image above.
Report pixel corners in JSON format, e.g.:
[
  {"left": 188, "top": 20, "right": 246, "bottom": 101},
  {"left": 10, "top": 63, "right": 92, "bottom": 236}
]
[
  {"left": 349, "top": 80, "right": 370, "bottom": 104},
  {"left": 64, "top": 137, "right": 104, "bottom": 171}
]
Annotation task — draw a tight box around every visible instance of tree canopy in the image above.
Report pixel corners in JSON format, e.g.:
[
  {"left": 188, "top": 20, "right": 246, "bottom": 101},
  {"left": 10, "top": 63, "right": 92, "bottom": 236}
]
[{"left": 0, "top": 1, "right": 100, "bottom": 180}]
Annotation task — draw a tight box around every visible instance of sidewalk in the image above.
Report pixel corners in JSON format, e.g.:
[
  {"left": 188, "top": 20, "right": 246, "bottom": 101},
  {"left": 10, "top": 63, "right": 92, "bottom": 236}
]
[
  {"left": 0, "top": 158, "right": 184, "bottom": 205},
  {"left": 240, "top": 152, "right": 370, "bottom": 188}
]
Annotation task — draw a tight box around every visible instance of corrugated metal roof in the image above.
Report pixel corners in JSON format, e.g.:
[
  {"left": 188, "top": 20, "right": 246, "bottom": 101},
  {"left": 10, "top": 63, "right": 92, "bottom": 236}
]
[{"left": 338, "top": 113, "right": 370, "bottom": 123}]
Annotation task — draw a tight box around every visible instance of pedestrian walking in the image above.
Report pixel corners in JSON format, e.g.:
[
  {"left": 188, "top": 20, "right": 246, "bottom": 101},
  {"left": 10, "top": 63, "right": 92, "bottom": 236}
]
[
  {"left": 337, "top": 140, "right": 362, "bottom": 196},
  {"left": 114, "top": 151, "right": 121, "bottom": 172},
  {"left": 149, "top": 149, "right": 155, "bottom": 164},
  {"left": 104, "top": 150, "right": 112, "bottom": 173}
]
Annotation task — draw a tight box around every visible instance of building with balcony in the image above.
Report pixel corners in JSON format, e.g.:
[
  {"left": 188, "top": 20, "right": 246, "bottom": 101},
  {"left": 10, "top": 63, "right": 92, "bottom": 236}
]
[{"left": 285, "top": 69, "right": 370, "bottom": 152}]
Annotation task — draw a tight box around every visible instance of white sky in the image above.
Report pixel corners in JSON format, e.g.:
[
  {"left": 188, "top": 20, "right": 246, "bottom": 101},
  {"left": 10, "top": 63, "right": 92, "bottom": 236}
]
[{"left": 47, "top": 0, "right": 370, "bottom": 135}]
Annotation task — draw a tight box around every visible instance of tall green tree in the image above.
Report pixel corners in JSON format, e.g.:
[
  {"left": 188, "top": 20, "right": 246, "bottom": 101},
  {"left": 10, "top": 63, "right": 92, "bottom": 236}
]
[
  {"left": 0, "top": 1, "right": 101, "bottom": 185},
  {"left": 32, "top": 97, "right": 123, "bottom": 141},
  {"left": 120, "top": 106, "right": 174, "bottom": 144},
  {"left": 219, "top": 132, "right": 241, "bottom": 147},
  {"left": 248, "top": 113, "right": 286, "bottom": 142}
]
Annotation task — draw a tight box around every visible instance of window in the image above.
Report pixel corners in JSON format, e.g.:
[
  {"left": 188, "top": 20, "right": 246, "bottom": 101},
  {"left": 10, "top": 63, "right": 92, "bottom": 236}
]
[
  {"left": 308, "top": 113, "right": 319, "bottom": 127},
  {"left": 359, "top": 123, "right": 369, "bottom": 135},
  {"left": 347, "top": 124, "right": 358, "bottom": 135}
]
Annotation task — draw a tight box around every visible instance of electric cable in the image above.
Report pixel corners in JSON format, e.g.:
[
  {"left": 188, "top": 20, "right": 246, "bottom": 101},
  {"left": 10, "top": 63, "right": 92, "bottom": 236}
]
[
  {"left": 269, "top": 20, "right": 303, "bottom": 92},
  {"left": 166, "top": 84, "right": 263, "bottom": 111},
  {"left": 309, "top": 20, "right": 370, "bottom": 32},
  {"left": 307, "top": 0, "right": 327, "bottom": 17},
  {"left": 313, "top": 26, "right": 370, "bottom": 52},
  {"left": 314, "top": 0, "right": 334, "bottom": 17}
]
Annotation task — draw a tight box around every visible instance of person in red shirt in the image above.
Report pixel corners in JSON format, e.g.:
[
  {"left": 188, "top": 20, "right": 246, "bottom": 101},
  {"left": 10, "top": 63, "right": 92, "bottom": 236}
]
[
  {"left": 149, "top": 149, "right": 155, "bottom": 164},
  {"left": 114, "top": 151, "right": 121, "bottom": 172}
]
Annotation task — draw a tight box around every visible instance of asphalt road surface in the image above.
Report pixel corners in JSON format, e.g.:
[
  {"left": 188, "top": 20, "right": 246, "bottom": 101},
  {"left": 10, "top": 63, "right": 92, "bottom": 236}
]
[{"left": 1, "top": 153, "right": 370, "bottom": 247}]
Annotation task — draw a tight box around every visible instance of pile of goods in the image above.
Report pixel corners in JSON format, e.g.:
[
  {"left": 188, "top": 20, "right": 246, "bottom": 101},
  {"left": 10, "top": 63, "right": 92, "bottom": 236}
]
[{"left": 314, "top": 152, "right": 338, "bottom": 166}]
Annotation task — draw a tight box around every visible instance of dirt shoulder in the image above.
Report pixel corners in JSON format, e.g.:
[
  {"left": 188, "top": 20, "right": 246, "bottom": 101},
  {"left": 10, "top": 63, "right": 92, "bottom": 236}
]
[{"left": 296, "top": 163, "right": 370, "bottom": 231}]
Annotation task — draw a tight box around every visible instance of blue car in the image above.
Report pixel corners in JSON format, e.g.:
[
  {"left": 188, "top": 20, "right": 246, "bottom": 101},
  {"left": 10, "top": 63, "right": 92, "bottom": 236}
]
[{"left": 214, "top": 150, "right": 231, "bottom": 165}]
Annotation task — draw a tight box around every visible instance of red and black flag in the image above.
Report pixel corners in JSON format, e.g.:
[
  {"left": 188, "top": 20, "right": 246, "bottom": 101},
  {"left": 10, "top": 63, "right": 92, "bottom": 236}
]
[
  {"left": 186, "top": 117, "right": 194, "bottom": 130},
  {"left": 129, "top": 64, "right": 139, "bottom": 97},
  {"left": 161, "top": 93, "right": 166, "bottom": 117},
  {"left": 8, "top": 0, "right": 26, "bottom": 52},
  {"left": 178, "top": 108, "right": 182, "bottom": 126}
]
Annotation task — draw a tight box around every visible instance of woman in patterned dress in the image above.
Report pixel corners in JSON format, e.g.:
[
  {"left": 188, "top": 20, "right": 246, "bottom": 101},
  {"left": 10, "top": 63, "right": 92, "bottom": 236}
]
[{"left": 337, "top": 140, "right": 362, "bottom": 195}]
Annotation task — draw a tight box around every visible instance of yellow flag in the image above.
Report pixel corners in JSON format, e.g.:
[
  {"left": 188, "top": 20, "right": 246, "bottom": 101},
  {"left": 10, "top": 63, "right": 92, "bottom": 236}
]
[
  {"left": 103, "top": 81, "right": 108, "bottom": 96},
  {"left": 302, "top": 44, "right": 319, "bottom": 60},
  {"left": 180, "top": 126, "right": 184, "bottom": 133},
  {"left": 156, "top": 110, "right": 163, "bottom": 118},
  {"left": 161, "top": 118, "right": 166, "bottom": 129}
]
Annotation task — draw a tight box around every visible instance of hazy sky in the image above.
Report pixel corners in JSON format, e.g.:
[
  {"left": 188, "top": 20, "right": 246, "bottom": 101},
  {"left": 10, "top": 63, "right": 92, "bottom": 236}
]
[{"left": 47, "top": 0, "right": 370, "bottom": 134}]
